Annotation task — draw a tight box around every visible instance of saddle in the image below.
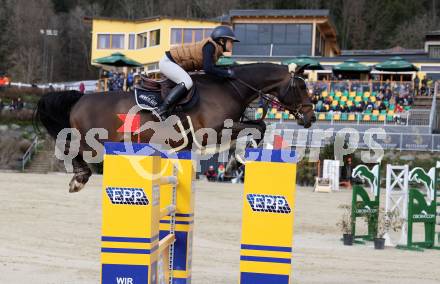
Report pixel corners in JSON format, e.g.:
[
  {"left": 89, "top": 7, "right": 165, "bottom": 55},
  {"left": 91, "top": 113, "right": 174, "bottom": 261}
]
[{"left": 134, "top": 75, "right": 198, "bottom": 112}]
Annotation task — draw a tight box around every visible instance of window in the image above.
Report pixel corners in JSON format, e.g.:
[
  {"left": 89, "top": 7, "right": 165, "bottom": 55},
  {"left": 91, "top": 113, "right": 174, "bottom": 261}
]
[
  {"left": 245, "top": 24, "right": 258, "bottom": 44},
  {"left": 147, "top": 62, "right": 159, "bottom": 71},
  {"left": 97, "top": 34, "right": 110, "bottom": 49},
  {"left": 149, "top": 29, "right": 160, "bottom": 46},
  {"left": 204, "top": 29, "right": 213, "bottom": 38},
  {"left": 315, "top": 29, "right": 321, "bottom": 56},
  {"left": 299, "top": 25, "right": 312, "bottom": 45},
  {"left": 97, "top": 34, "right": 125, "bottom": 49},
  {"left": 285, "top": 25, "right": 299, "bottom": 44},
  {"left": 429, "top": 46, "right": 440, "bottom": 58},
  {"left": 258, "top": 24, "right": 271, "bottom": 44},
  {"left": 129, "top": 34, "right": 135, "bottom": 50},
  {"left": 194, "top": 29, "right": 203, "bottom": 42},
  {"left": 111, "top": 34, "right": 124, "bottom": 49},
  {"left": 137, "top": 32, "right": 148, "bottom": 49},
  {"left": 233, "top": 23, "right": 313, "bottom": 56},
  {"left": 183, "top": 29, "right": 193, "bottom": 44},
  {"left": 273, "top": 24, "right": 286, "bottom": 44},
  {"left": 170, "top": 28, "right": 213, "bottom": 45},
  {"left": 171, "top": 28, "right": 182, "bottom": 44}
]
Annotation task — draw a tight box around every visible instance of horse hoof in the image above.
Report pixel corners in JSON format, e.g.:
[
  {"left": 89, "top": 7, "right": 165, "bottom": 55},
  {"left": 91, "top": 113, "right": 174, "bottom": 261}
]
[{"left": 69, "top": 178, "right": 85, "bottom": 193}]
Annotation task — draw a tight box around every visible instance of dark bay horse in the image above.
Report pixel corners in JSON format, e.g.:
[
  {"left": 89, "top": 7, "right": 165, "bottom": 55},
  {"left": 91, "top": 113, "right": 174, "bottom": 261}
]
[{"left": 36, "top": 63, "right": 315, "bottom": 192}]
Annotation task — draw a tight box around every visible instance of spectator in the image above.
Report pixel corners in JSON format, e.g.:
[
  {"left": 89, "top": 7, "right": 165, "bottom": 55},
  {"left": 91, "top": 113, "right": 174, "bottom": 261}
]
[
  {"left": 118, "top": 73, "right": 125, "bottom": 90},
  {"left": 16, "top": 97, "right": 24, "bottom": 110},
  {"left": 413, "top": 75, "right": 419, "bottom": 95},
  {"left": 10, "top": 99, "right": 16, "bottom": 110},
  {"left": 0, "top": 98, "right": 4, "bottom": 110},
  {"left": 421, "top": 76, "right": 427, "bottom": 96},
  {"left": 126, "top": 71, "right": 134, "bottom": 92},
  {"left": 427, "top": 78, "right": 433, "bottom": 92},
  {"left": 384, "top": 88, "right": 392, "bottom": 101},
  {"left": 108, "top": 76, "right": 114, "bottom": 91},
  {"left": 377, "top": 90, "right": 384, "bottom": 101},
  {"left": 348, "top": 103, "right": 356, "bottom": 112},
  {"left": 205, "top": 165, "right": 217, "bottom": 182},
  {"left": 79, "top": 82, "right": 85, "bottom": 94},
  {"left": 396, "top": 104, "right": 403, "bottom": 113},
  {"left": 383, "top": 79, "right": 390, "bottom": 90},
  {"left": 217, "top": 164, "right": 225, "bottom": 182},
  {"left": 315, "top": 101, "right": 324, "bottom": 112}
]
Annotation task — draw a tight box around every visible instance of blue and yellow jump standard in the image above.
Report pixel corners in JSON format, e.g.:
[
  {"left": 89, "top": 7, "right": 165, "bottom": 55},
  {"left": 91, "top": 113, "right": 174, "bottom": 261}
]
[
  {"left": 240, "top": 148, "right": 297, "bottom": 284},
  {"left": 101, "top": 142, "right": 194, "bottom": 284}
]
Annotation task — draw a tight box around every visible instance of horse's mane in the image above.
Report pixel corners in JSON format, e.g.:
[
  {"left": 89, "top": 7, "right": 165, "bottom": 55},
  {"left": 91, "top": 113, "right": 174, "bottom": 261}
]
[
  {"left": 190, "top": 63, "right": 288, "bottom": 84},
  {"left": 230, "top": 62, "right": 287, "bottom": 71}
]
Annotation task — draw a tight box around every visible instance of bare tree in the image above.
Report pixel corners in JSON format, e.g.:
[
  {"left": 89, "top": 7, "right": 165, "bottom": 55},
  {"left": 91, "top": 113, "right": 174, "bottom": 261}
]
[
  {"left": 391, "top": 14, "right": 435, "bottom": 48},
  {"left": 7, "top": 0, "right": 56, "bottom": 83}
]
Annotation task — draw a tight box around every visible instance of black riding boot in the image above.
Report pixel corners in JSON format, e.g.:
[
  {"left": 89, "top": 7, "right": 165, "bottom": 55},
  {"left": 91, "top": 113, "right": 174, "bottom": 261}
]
[{"left": 156, "top": 82, "right": 187, "bottom": 120}]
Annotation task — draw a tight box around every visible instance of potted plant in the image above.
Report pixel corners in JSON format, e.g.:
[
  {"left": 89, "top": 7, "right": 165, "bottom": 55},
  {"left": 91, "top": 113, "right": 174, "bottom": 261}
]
[
  {"left": 373, "top": 208, "right": 403, "bottom": 250},
  {"left": 337, "top": 204, "right": 354, "bottom": 245}
]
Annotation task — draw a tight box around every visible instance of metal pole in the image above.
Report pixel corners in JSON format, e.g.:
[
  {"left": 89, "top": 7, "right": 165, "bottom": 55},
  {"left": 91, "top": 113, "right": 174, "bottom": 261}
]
[{"left": 43, "top": 32, "right": 48, "bottom": 84}]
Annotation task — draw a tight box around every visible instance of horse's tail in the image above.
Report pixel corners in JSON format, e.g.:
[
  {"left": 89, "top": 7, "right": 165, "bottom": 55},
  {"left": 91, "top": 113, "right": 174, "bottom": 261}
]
[{"left": 34, "top": 90, "right": 84, "bottom": 139}]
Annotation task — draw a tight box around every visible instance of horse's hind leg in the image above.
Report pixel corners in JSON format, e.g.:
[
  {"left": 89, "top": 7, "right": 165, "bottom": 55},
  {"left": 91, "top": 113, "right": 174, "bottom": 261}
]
[{"left": 69, "top": 155, "right": 92, "bottom": 193}]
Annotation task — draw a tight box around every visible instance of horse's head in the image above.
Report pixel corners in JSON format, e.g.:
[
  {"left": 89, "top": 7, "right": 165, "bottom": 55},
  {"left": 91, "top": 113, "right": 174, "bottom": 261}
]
[
  {"left": 277, "top": 64, "right": 315, "bottom": 128},
  {"left": 228, "top": 63, "right": 316, "bottom": 128}
]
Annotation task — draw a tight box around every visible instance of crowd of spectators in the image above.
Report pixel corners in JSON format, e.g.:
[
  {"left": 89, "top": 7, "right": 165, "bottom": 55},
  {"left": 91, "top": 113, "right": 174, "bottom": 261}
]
[
  {"left": 413, "top": 76, "right": 433, "bottom": 96},
  {"left": 205, "top": 163, "right": 244, "bottom": 183},
  {"left": 0, "top": 97, "right": 24, "bottom": 111},
  {"left": 100, "top": 70, "right": 135, "bottom": 92},
  {"left": 308, "top": 80, "right": 414, "bottom": 114}
]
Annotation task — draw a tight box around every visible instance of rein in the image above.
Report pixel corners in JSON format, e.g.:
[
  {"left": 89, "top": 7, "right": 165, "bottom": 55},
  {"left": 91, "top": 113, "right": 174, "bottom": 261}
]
[{"left": 231, "top": 74, "right": 313, "bottom": 120}]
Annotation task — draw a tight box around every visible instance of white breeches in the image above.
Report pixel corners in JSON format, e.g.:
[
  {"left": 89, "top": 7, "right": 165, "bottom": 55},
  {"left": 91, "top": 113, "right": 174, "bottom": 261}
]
[{"left": 159, "top": 55, "right": 193, "bottom": 90}]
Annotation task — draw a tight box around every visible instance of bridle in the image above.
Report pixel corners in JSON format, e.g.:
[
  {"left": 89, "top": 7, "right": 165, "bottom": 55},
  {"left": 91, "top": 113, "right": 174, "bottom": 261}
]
[{"left": 231, "top": 73, "right": 314, "bottom": 120}]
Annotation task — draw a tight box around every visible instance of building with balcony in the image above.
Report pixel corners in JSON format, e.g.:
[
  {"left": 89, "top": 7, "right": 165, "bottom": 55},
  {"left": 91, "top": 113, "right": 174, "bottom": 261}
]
[
  {"left": 227, "top": 9, "right": 340, "bottom": 57},
  {"left": 88, "top": 16, "right": 222, "bottom": 72}
]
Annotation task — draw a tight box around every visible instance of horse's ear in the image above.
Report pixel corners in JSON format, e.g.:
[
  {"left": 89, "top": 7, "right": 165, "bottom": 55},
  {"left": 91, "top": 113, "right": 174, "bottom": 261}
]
[
  {"left": 288, "top": 63, "right": 297, "bottom": 73},
  {"left": 295, "top": 64, "right": 310, "bottom": 75}
]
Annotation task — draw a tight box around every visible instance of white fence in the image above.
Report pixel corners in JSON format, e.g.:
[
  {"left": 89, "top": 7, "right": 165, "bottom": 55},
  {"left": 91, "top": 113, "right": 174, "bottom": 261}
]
[{"left": 11, "top": 80, "right": 98, "bottom": 93}]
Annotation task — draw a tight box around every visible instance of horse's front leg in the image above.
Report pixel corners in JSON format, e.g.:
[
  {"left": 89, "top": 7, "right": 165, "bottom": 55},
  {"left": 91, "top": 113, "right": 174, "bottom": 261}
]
[
  {"left": 69, "top": 155, "right": 92, "bottom": 193},
  {"left": 231, "top": 120, "right": 267, "bottom": 146}
]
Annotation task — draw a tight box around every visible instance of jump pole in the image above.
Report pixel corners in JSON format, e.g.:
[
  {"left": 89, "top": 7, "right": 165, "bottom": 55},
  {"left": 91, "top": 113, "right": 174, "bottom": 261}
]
[
  {"left": 240, "top": 148, "right": 297, "bottom": 284},
  {"left": 101, "top": 142, "right": 194, "bottom": 284}
]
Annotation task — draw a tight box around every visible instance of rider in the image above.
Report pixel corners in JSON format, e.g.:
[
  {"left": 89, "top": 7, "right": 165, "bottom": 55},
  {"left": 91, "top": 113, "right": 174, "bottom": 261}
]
[{"left": 156, "top": 25, "right": 239, "bottom": 120}]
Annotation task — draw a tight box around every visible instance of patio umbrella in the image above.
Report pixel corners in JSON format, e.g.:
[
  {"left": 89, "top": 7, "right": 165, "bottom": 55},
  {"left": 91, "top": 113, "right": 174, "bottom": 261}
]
[
  {"left": 333, "top": 59, "right": 371, "bottom": 73},
  {"left": 374, "top": 56, "right": 418, "bottom": 72},
  {"left": 93, "top": 52, "right": 142, "bottom": 67},
  {"left": 282, "top": 55, "right": 323, "bottom": 70}
]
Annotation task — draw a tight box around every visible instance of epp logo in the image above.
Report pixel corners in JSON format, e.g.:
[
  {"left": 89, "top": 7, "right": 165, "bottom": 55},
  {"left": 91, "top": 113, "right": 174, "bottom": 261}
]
[
  {"left": 246, "top": 194, "right": 291, "bottom": 214},
  {"left": 105, "top": 187, "right": 149, "bottom": 205}
]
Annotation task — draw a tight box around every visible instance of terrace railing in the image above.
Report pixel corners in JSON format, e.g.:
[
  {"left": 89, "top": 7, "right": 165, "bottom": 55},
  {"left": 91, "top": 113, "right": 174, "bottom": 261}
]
[{"left": 21, "top": 136, "right": 39, "bottom": 171}]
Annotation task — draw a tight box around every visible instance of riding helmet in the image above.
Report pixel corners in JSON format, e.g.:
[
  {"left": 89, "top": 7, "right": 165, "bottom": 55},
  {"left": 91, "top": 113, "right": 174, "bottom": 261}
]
[{"left": 211, "top": 26, "right": 240, "bottom": 42}]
